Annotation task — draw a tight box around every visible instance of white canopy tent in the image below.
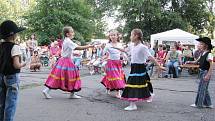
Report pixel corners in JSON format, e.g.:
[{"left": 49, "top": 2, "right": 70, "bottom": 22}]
[
  {"left": 212, "top": 40, "right": 215, "bottom": 46},
  {"left": 150, "top": 29, "right": 199, "bottom": 48},
  {"left": 91, "top": 39, "right": 108, "bottom": 44}
]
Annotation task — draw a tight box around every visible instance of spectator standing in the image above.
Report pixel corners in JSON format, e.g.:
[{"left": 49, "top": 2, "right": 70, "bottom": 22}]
[{"left": 0, "top": 20, "right": 26, "bottom": 121}]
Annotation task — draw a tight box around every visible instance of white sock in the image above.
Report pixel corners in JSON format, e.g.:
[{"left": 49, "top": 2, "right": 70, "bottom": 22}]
[
  {"left": 43, "top": 87, "right": 50, "bottom": 93},
  {"left": 117, "top": 90, "right": 121, "bottom": 95},
  {"left": 130, "top": 102, "right": 136, "bottom": 107}
]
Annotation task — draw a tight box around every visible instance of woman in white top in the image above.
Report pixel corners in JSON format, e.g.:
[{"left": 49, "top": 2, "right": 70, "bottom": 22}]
[
  {"left": 116, "top": 29, "right": 164, "bottom": 111},
  {"left": 86, "top": 47, "right": 98, "bottom": 75},
  {"left": 101, "top": 30, "right": 126, "bottom": 98},
  {"left": 27, "top": 34, "right": 38, "bottom": 56},
  {"left": 43, "top": 26, "right": 94, "bottom": 99}
]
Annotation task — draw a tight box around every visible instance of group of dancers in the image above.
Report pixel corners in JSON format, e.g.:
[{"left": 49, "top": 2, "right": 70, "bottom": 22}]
[
  {"left": 41, "top": 26, "right": 214, "bottom": 111},
  {"left": 0, "top": 19, "right": 213, "bottom": 121},
  {"left": 41, "top": 27, "right": 165, "bottom": 111}
]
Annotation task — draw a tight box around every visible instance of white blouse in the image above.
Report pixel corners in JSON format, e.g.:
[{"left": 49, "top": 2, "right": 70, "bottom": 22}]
[
  {"left": 61, "top": 37, "right": 78, "bottom": 58},
  {"left": 202, "top": 51, "right": 213, "bottom": 61},
  {"left": 103, "top": 43, "right": 123, "bottom": 60},
  {"left": 130, "top": 43, "right": 152, "bottom": 64},
  {"left": 11, "top": 45, "right": 22, "bottom": 57}
]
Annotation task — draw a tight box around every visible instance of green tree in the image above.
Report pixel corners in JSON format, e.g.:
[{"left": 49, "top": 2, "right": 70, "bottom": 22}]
[
  {"left": 0, "top": 0, "right": 37, "bottom": 41},
  {"left": 180, "top": 0, "right": 209, "bottom": 34},
  {"left": 86, "top": 0, "right": 108, "bottom": 39},
  {"left": 205, "top": 0, "right": 215, "bottom": 39},
  {"left": 26, "top": 0, "right": 95, "bottom": 45},
  {"left": 111, "top": 0, "right": 188, "bottom": 42},
  {"left": 0, "top": 1, "right": 11, "bottom": 23},
  {"left": 95, "top": 0, "right": 211, "bottom": 42},
  {"left": 0, "top": 0, "right": 36, "bottom": 24}
]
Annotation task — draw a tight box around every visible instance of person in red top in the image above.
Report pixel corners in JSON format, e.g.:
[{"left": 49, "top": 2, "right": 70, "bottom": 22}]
[
  {"left": 175, "top": 41, "right": 183, "bottom": 51},
  {"left": 156, "top": 44, "right": 167, "bottom": 77}
]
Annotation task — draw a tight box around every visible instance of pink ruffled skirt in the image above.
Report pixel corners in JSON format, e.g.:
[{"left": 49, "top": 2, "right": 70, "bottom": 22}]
[{"left": 45, "top": 57, "right": 81, "bottom": 92}]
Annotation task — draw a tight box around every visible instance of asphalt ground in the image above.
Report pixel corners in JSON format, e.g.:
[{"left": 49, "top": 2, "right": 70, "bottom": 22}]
[{"left": 14, "top": 66, "right": 215, "bottom": 121}]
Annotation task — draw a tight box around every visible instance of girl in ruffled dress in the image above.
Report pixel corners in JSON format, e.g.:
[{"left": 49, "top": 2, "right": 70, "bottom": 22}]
[{"left": 42, "top": 26, "right": 94, "bottom": 99}]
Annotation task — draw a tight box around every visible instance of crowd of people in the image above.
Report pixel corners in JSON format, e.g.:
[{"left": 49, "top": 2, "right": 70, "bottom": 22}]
[
  {"left": 0, "top": 20, "right": 214, "bottom": 121},
  {"left": 7, "top": 28, "right": 207, "bottom": 79},
  {"left": 154, "top": 42, "right": 203, "bottom": 78}
]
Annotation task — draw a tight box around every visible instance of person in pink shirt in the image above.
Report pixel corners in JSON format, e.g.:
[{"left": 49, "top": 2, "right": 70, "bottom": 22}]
[
  {"left": 50, "top": 41, "right": 61, "bottom": 68},
  {"left": 156, "top": 44, "right": 167, "bottom": 77},
  {"left": 57, "top": 33, "right": 63, "bottom": 49}
]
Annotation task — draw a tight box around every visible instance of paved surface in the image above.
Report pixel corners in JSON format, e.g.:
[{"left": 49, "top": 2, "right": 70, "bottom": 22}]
[{"left": 14, "top": 66, "right": 215, "bottom": 121}]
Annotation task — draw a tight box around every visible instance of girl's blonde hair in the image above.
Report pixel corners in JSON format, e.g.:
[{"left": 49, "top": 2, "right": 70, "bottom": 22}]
[
  {"left": 108, "top": 29, "right": 120, "bottom": 43},
  {"left": 131, "top": 29, "right": 143, "bottom": 43},
  {"left": 63, "top": 26, "right": 73, "bottom": 37}
]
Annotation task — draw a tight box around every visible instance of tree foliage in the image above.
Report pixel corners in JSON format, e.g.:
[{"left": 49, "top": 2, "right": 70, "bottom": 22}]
[
  {"left": 205, "top": 0, "right": 215, "bottom": 39},
  {"left": 0, "top": 0, "right": 36, "bottom": 41},
  {"left": 95, "top": 0, "right": 214, "bottom": 41},
  {"left": 86, "top": 0, "right": 107, "bottom": 39},
  {"left": 1, "top": 0, "right": 214, "bottom": 44},
  {"left": 26, "top": 0, "right": 95, "bottom": 45}
]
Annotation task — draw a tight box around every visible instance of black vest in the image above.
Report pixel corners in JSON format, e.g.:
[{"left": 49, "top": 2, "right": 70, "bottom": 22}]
[
  {"left": 198, "top": 52, "right": 210, "bottom": 71},
  {"left": 0, "top": 42, "right": 20, "bottom": 75}
]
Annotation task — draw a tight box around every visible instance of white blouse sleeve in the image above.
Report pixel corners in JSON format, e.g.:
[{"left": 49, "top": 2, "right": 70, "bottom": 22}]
[
  {"left": 69, "top": 41, "right": 78, "bottom": 50},
  {"left": 103, "top": 44, "right": 110, "bottom": 55},
  {"left": 142, "top": 46, "right": 152, "bottom": 58},
  {"left": 11, "top": 45, "right": 22, "bottom": 57},
  {"left": 207, "top": 53, "right": 213, "bottom": 61}
]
